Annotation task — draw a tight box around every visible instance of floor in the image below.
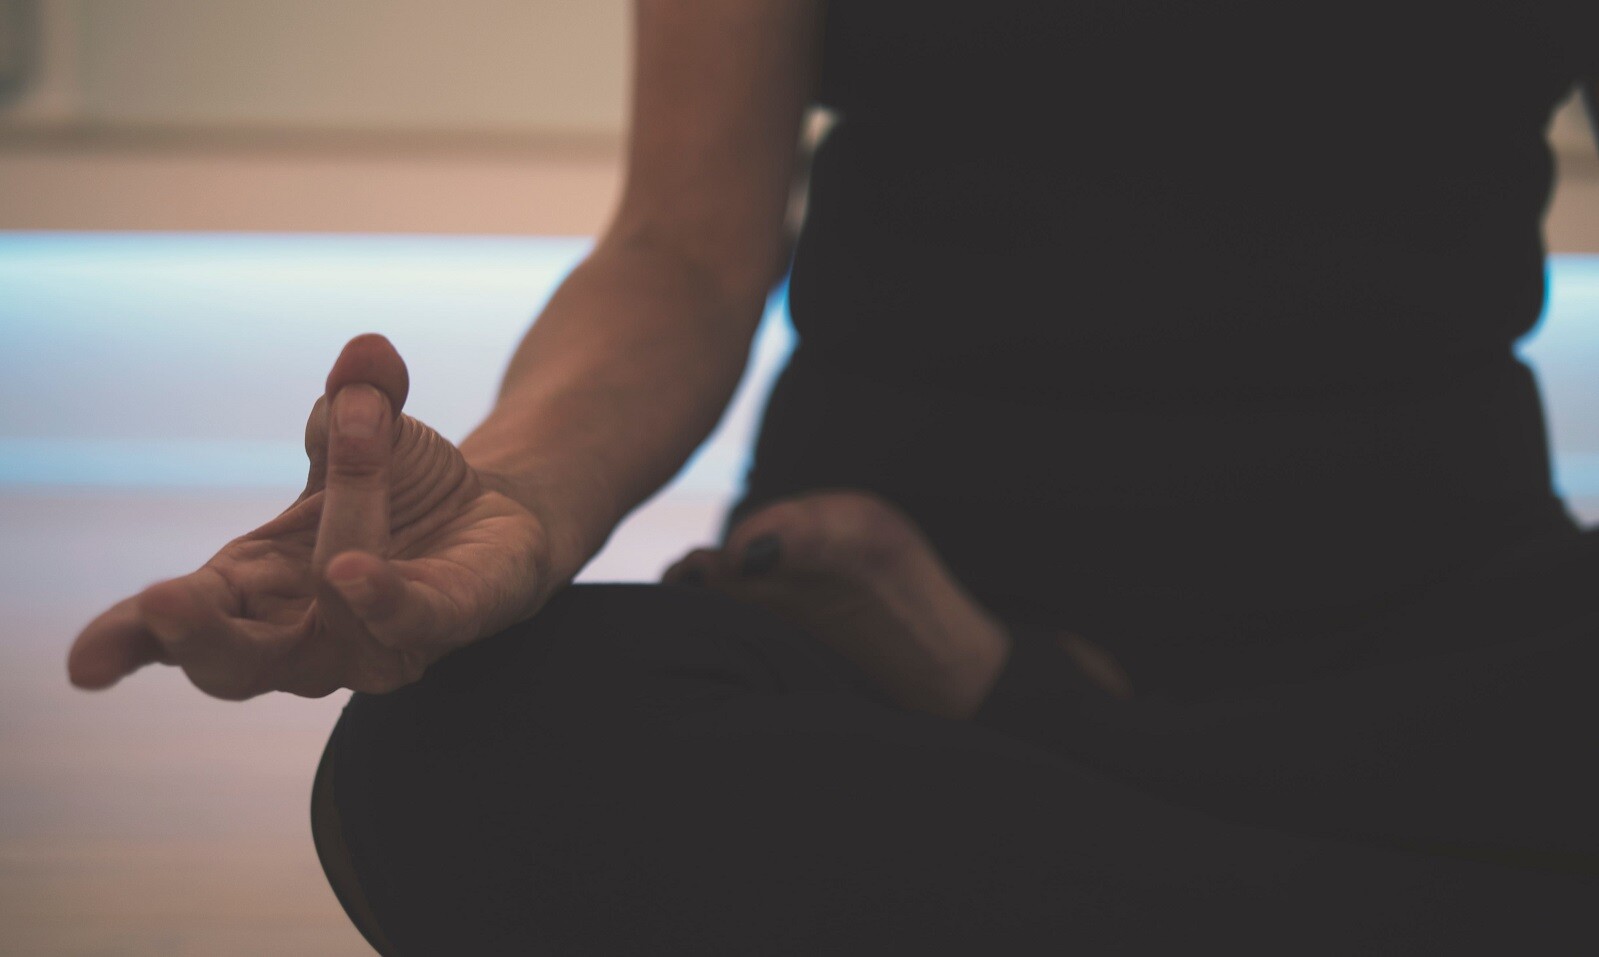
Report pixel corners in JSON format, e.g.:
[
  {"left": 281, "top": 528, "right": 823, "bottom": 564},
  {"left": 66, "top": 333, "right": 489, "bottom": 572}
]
[
  {"left": 0, "top": 491, "right": 722, "bottom": 956},
  {"left": 2, "top": 231, "right": 1598, "bottom": 954},
  {"left": 0, "top": 234, "right": 790, "bottom": 955}
]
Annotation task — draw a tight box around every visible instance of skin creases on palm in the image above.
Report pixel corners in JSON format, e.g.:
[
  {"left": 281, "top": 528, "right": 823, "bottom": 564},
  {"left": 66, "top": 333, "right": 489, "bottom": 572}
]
[
  {"left": 212, "top": 411, "right": 541, "bottom": 698},
  {"left": 68, "top": 335, "right": 552, "bottom": 701}
]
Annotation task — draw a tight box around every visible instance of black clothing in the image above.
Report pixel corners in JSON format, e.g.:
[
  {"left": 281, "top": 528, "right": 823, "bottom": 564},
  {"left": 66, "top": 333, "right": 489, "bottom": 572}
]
[
  {"left": 314, "top": 526, "right": 1599, "bottom": 954},
  {"left": 744, "top": 0, "right": 1599, "bottom": 689},
  {"left": 792, "top": 1, "right": 1594, "bottom": 393},
  {"left": 739, "top": 343, "right": 1573, "bottom": 699},
  {"left": 313, "top": 3, "right": 1599, "bottom": 950}
]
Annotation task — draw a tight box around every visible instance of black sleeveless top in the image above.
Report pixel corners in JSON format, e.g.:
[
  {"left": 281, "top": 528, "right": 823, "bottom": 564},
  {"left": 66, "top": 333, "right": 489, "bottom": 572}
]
[{"left": 739, "top": 0, "right": 1597, "bottom": 678}]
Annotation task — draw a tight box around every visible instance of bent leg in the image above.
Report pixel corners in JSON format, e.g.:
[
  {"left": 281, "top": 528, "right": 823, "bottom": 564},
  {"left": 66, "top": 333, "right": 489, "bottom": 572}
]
[
  {"left": 315, "top": 584, "right": 1595, "bottom": 955},
  {"left": 977, "top": 528, "right": 1599, "bottom": 871}
]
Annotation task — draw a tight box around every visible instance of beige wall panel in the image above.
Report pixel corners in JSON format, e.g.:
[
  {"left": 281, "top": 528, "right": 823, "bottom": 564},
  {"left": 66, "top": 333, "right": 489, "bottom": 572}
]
[{"left": 75, "top": 0, "right": 628, "bottom": 135}]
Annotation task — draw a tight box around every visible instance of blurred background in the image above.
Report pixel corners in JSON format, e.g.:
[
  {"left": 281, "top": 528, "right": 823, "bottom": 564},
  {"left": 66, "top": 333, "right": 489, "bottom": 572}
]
[{"left": 0, "top": 2, "right": 1595, "bottom": 953}]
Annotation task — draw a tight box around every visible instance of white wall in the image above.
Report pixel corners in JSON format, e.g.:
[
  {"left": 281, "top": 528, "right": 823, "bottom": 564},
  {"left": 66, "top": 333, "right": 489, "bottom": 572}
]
[
  {"left": 3, "top": 0, "right": 629, "bottom": 136},
  {"left": 8, "top": 1, "right": 1590, "bottom": 157},
  {"left": 0, "top": 0, "right": 1593, "bottom": 248}
]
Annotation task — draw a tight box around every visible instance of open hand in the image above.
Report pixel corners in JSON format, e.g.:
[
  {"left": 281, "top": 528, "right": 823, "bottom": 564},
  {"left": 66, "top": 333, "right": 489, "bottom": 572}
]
[{"left": 68, "top": 334, "right": 553, "bottom": 699}]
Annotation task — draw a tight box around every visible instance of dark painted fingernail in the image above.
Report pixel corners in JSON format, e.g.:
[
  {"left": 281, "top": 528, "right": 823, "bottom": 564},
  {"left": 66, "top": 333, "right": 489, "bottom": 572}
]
[
  {"left": 740, "top": 535, "right": 781, "bottom": 576},
  {"left": 679, "top": 566, "right": 707, "bottom": 587}
]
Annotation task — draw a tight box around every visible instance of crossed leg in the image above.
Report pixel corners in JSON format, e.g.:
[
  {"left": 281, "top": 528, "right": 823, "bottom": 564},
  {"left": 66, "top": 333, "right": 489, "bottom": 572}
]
[{"left": 313, "top": 582, "right": 1596, "bottom": 955}]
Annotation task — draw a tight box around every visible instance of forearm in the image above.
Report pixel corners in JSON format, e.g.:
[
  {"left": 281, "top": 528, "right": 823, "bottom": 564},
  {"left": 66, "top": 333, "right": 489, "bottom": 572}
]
[
  {"left": 459, "top": 232, "right": 766, "bottom": 581},
  {"left": 1584, "top": 79, "right": 1598, "bottom": 151}
]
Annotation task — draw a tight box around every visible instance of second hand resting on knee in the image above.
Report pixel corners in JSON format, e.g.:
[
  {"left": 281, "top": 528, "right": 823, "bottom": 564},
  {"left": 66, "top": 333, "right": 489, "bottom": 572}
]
[{"left": 662, "top": 489, "right": 1133, "bottom": 718}]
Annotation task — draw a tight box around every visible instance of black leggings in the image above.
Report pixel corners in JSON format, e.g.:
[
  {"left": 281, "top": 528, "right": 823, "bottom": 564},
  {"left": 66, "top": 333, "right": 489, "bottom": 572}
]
[{"left": 312, "top": 527, "right": 1599, "bottom": 955}]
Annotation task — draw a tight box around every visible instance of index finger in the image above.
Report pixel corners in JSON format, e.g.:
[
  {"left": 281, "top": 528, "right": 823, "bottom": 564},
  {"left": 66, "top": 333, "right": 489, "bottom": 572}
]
[
  {"left": 301, "top": 334, "right": 409, "bottom": 502},
  {"left": 312, "top": 382, "right": 395, "bottom": 573},
  {"left": 68, "top": 595, "right": 169, "bottom": 689}
]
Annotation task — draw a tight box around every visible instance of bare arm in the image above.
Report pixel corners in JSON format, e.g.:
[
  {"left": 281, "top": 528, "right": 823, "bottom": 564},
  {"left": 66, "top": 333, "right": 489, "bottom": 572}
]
[
  {"left": 460, "top": 0, "right": 824, "bottom": 581},
  {"left": 66, "top": 1, "right": 826, "bottom": 698},
  {"left": 1582, "top": 77, "right": 1598, "bottom": 152}
]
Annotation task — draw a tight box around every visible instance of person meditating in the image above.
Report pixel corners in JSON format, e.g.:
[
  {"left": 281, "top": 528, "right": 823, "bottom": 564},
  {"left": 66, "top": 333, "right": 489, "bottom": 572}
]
[{"left": 68, "top": 2, "right": 1598, "bottom": 953}]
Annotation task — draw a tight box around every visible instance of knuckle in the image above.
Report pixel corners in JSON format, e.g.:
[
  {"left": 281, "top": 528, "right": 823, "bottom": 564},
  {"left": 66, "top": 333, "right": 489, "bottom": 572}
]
[{"left": 325, "top": 457, "right": 387, "bottom": 484}]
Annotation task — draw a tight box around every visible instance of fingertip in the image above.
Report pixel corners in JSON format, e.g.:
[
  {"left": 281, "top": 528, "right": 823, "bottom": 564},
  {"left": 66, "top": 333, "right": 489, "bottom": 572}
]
[
  {"left": 326, "top": 333, "right": 410, "bottom": 415},
  {"left": 66, "top": 645, "right": 120, "bottom": 690},
  {"left": 67, "top": 618, "right": 158, "bottom": 691},
  {"left": 326, "top": 551, "right": 403, "bottom": 618},
  {"left": 326, "top": 556, "right": 414, "bottom": 639},
  {"left": 332, "top": 581, "right": 375, "bottom": 615},
  {"left": 326, "top": 549, "right": 383, "bottom": 584}
]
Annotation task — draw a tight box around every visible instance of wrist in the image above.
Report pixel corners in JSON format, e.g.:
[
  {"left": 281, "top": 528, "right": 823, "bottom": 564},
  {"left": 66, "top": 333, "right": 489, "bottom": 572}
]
[{"left": 467, "top": 454, "right": 620, "bottom": 588}]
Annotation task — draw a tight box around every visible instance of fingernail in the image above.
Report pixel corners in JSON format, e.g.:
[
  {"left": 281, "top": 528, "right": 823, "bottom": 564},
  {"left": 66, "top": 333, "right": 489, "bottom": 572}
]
[
  {"left": 740, "top": 535, "right": 781, "bottom": 576},
  {"left": 331, "top": 573, "right": 375, "bottom": 607},
  {"left": 334, "top": 385, "right": 383, "bottom": 439},
  {"left": 679, "top": 567, "right": 707, "bottom": 587}
]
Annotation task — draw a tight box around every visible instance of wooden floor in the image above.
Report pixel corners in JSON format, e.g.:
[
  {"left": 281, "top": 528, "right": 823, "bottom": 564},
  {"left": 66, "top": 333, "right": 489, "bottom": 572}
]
[
  {"left": 0, "top": 491, "right": 721, "bottom": 955},
  {"left": 0, "top": 493, "right": 364, "bottom": 955},
  {"left": 0, "top": 225, "right": 780, "bottom": 954}
]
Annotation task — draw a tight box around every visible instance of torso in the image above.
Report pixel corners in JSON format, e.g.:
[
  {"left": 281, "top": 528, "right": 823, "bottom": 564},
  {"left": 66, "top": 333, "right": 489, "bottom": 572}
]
[{"left": 739, "top": 0, "right": 1595, "bottom": 654}]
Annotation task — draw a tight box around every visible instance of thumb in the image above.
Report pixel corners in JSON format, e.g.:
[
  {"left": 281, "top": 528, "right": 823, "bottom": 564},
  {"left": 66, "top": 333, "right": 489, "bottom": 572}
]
[
  {"left": 325, "top": 333, "right": 410, "bottom": 416},
  {"left": 301, "top": 333, "right": 410, "bottom": 498}
]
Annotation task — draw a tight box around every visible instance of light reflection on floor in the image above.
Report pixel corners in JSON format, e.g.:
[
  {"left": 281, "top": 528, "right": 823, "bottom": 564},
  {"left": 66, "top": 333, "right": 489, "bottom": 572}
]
[
  {"left": 3, "top": 234, "right": 1597, "bottom": 499},
  {"left": 0, "top": 232, "right": 794, "bottom": 498}
]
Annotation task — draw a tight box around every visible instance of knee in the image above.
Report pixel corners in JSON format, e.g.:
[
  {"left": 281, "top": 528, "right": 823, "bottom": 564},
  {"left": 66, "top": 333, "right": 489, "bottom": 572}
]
[
  {"left": 312, "top": 582, "right": 817, "bottom": 953},
  {"left": 311, "top": 584, "right": 643, "bottom": 954},
  {"left": 340, "top": 583, "right": 776, "bottom": 728},
  {"left": 327, "top": 585, "right": 753, "bottom": 783}
]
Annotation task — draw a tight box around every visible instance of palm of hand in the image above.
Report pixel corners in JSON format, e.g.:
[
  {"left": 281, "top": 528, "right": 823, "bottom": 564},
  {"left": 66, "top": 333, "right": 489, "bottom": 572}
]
[
  {"left": 200, "top": 423, "right": 544, "bottom": 698},
  {"left": 69, "top": 335, "right": 550, "bottom": 700}
]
